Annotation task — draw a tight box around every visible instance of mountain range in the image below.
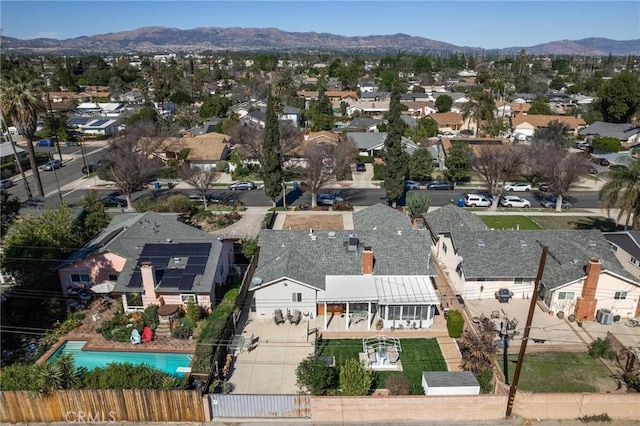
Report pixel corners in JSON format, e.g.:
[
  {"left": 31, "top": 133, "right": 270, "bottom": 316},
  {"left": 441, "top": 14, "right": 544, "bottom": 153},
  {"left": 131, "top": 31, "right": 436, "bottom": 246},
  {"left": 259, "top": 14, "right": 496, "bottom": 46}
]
[{"left": 2, "top": 26, "right": 639, "bottom": 56}]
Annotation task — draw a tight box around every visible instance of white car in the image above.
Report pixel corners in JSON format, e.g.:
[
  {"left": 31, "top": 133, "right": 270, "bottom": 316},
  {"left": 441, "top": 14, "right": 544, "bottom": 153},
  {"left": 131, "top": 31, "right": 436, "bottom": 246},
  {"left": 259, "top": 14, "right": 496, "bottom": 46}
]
[
  {"left": 464, "top": 193, "right": 492, "bottom": 207},
  {"left": 316, "top": 193, "right": 344, "bottom": 206},
  {"left": 500, "top": 195, "right": 531, "bottom": 208},
  {"left": 504, "top": 182, "right": 532, "bottom": 192}
]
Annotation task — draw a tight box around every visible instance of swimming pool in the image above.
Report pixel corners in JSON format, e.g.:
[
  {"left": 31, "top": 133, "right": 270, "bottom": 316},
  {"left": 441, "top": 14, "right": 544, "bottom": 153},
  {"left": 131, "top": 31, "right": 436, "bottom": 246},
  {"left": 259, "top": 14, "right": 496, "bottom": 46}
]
[{"left": 47, "top": 341, "right": 193, "bottom": 376}]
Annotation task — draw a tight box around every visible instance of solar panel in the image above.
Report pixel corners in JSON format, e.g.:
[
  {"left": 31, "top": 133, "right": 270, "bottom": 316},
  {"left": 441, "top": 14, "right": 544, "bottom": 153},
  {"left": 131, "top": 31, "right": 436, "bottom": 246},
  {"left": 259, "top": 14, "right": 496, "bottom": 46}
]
[
  {"left": 90, "top": 118, "right": 109, "bottom": 127},
  {"left": 158, "top": 276, "right": 181, "bottom": 288},
  {"left": 179, "top": 275, "right": 195, "bottom": 290},
  {"left": 127, "top": 271, "right": 142, "bottom": 288}
]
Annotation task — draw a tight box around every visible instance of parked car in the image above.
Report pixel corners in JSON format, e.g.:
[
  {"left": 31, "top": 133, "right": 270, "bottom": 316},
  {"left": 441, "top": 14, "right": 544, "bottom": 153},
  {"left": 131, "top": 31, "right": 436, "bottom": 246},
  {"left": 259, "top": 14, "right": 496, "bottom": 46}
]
[
  {"left": 355, "top": 162, "right": 366, "bottom": 172},
  {"left": 42, "top": 159, "right": 62, "bottom": 171},
  {"left": 587, "top": 165, "right": 599, "bottom": 175},
  {"left": 316, "top": 193, "right": 344, "bottom": 206},
  {"left": 476, "top": 191, "right": 495, "bottom": 204},
  {"left": 427, "top": 180, "right": 454, "bottom": 190},
  {"left": 188, "top": 193, "right": 225, "bottom": 204},
  {"left": 504, "top": 182, "right": 531, "bottom": 192},
  {"left": 0, "top": 179, "right": 14, "bottom": 189},
  {"left": 575, "top": 141, "right": 591, "bottom": 150},
  {"left": 610, "top": 164, "right": 628, "bottom": 170},
  {"left": 540, "top": 196, "right": 571, "bottom": 209},
  {"left": 459, "top": 129, "right": 474, "bottom": 137},
  {"left": 538, "top": 183, "right": 550, "bottom": 192},
  {"left": 101, "top": 196, "right": 127, "bottom": 207},
  {"left": 404, "top": 180, "right": 421, "bottom": 190},
  {"left": 228, "top": 181, "right": 256, "bottom": 191},
  {"left": 500, "top": 195, "right": 531, "bottom": 208},
  {"left": 82, "top": 164, "right": 98, "bottom": 174},
  {"left": 591, "top": 157, "right": 610, "bottom": 166},
  {"left": 464, "top": 193, "right": 492, "bottom": 207},
  {"left": 36, "top": 139, "right": 53, "bottom": 147}
]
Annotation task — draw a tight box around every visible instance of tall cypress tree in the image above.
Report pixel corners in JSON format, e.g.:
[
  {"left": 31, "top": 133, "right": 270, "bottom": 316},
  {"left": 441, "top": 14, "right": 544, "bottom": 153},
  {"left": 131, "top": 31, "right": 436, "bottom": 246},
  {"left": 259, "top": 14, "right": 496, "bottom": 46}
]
[
  {"left": 261, "top": 88, "right": 284, "bottom": 206},
  {"left": 384, "top": 77, "right": 406, "bottom": 207}
]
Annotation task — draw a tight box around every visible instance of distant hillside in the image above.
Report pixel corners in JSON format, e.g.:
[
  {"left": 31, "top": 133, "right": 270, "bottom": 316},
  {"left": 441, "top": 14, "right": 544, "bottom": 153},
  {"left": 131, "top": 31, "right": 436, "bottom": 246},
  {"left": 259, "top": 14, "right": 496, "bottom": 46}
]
[{"left": 2, "top": 26, "right": 639, "bottom": 55}]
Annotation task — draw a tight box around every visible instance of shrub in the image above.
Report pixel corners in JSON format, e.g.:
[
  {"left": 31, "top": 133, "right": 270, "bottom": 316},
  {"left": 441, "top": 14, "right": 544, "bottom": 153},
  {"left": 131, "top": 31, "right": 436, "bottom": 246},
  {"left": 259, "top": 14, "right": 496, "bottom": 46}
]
[
  {"left": 357, "top": 155, "right": 375, "bottom": 163},
  {"left": 166, "top": 194, "right": 193, "bottom": 213},
  {"left": 79, "top": 362, "right": 185, "bottom": 390},
  {"left": 241, "top": 237, "right": 258, "bottom": 258},
  {"left": 185, "top": 302, "right": 203, "bottom": 323},
  {"left": 576, "top": 413, "right": 611, "bottom": 423},
  {"left": 373, "top": 163, "right": 387, "bottom": 180},
  {"left": 171, "top": 317, "right": 196, "bottom": 339},
  {"left": 141, "top": 305, "right": 159, "bottom": 330},
  {"left": 447, "top": 310, "right": 464, "bottom": 338},
  {"left": 332, "top": 201, "right": 353, "bottom": 211},
  {"left": 339, "top": 358, "right": 372, "bottom": 395},
  {"left": 588, "top": 338, "right": 617, "bottom": 360},
  {"left": 296, "top": 354, "right": 338, "bottom": 395},
  {"left": 385, "top": 373, "right": 411, "bottom": 395},
  {"left": 216, "top": 160, "right": 229, "bottom": 172},
  {"left": 476, "top": 370, "right": 494, "bottom": 393}
]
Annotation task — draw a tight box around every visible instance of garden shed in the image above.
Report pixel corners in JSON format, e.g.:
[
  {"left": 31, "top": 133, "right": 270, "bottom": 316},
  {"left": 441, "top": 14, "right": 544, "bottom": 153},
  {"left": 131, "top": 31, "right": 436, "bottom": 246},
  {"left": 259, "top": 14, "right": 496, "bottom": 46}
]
[{"left": 421, "top": 371, "right": 480, "bottom": 395}]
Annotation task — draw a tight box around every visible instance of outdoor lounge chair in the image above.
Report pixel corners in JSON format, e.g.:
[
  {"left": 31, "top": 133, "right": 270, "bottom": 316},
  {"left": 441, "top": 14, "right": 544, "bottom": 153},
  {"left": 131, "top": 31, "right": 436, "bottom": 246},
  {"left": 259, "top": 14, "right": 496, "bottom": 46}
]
[
  {"left": 141, "top": 326, "right": 153, "bottom": 343},
  {"left": 130, "top": 329, "right": 141, "bottom": 345},
  {"left": 387, "top": 346, "right": 399, "bottom": 364},
  {"left": 367, "top": 348, "right": 376, "bottom": 365},
  {"left": 274, "top": 309, "right": 285, "bottom": 325},
  {"left": 291, "top": 309, "right": 302, "bottom": 325},
  {"left": 241, "top": 334, "right": 254, "bottom": 353}
]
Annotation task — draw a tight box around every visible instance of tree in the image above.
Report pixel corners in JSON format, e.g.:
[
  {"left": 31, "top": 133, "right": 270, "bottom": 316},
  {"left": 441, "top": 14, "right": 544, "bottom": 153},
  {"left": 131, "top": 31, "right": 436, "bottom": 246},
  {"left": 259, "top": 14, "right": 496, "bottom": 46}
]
[
  {"left": 199, "top": 94, "right": 232, "bottom": 120},
  {"left": 599, "top": 159, "right": 640, "bottom": 229},
  {"left": 405, "top": 116, "right": 438, "bottom": 143},
  {"left": 103, "top": 121, "right": 165, "bottom": 208},
  {"left": 339, "top": 358, "right": 373, "bottom": 396},
  {"left": 333, "top": 137, "right": 359, "bottom": 181},
  {"left": 444, "top": 141, "right": 473, "bottom": 184},
  {"left": 0, "top": 70, "right": 45, "bottom": 197},
  {"left": 295, "top": 354, "right": 337, "bottom": 395},
  {"left": 1, "top": 190, "right": 20, "bottom": 238},
  {"left": 406, "top": 192, "right": 431, "bottom": 220},
  {"left": 407, "top": 147, "right": 434, "bottom": 181},
  {"left": 597, "top": 71, "right": 640, "bottom": 123},
  {"left": 384, "top": 78, "right": 406, "bottom": 207},
  {"left": 299, "top": 143, "right": 334, "bottom": 208},
  {"left": 533, "top": 120, "right": 571, "bottom": 148},
  {"left": 527, "top": 98, "right": 553, "bottom": 115},
  {"left": 462, "top": 91, "right": 495, "bottom": 136},
  {"left": 458, "top": 317, "right": 497, "bottom": 375},
  {"left": 181, "top": 165, "right": 219, "bottom": 209},
  {"left": 127, "top": 106, "right": 159, "bottom": 127},
  {"left": 532, "top": 144, "right": 587, "bottom": 211},
  {"left": 591, "top": 136, "right": 621, "bottom": 153},
  {"left": 588, "top": 338, "right": 617, "bottom": 361},
  {"left": 80, "top": 190, "right": 110, "bottom": 239},
  {"left": 261, "top": 89, "right": 284, "bottom": 206},
  {"left": 472, "top": 145, "right": 527, "bottom": 210},
  {"left": 310, "top": 88, "right": 334, "bottom": 131},
  {"left": 435, "top": 94, "right": 453, "bottom": 113}
]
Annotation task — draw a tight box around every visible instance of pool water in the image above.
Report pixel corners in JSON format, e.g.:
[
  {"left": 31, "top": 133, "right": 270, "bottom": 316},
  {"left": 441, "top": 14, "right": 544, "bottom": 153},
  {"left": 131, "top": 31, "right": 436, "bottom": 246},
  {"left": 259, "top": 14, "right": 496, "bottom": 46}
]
[{"left": 48, "top": 341, "right": 192, "bottom": 376}]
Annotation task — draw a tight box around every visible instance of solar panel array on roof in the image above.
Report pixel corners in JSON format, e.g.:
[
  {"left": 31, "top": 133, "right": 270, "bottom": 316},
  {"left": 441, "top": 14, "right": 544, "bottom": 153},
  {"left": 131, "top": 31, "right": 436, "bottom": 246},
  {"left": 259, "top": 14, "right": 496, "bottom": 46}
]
[
  {"left": 89, "top": 118, "right": 109, "bottom": 127},
  {"left": 126, "top": 242, "right": 212, "bottom": 290}
]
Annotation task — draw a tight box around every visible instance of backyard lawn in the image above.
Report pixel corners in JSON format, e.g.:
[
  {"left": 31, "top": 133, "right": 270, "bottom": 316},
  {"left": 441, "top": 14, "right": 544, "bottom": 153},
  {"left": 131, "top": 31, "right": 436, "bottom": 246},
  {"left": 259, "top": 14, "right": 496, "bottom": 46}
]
[
  {"left": 480, "top": 215, "right": 542, "bottom": 230},
  {"left": 316, "top": 338, "right": 447, "bottom": 392},
  {"left": 500, "top": 352, "right": 614, "bottom": 392}
]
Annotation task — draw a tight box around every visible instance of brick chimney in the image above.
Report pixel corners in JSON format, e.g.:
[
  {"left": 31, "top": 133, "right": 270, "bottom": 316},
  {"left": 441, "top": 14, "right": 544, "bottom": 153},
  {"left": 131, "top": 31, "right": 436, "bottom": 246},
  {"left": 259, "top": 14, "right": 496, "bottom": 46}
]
[
  {"left": 573, "top": 257, "right": 601, "bottom": 322},
  {"left": 362, "top": 246, "right": 374, "bottom": 275},
  {"left": 140, "top": 262, "right": 158, "bottom": 307}
]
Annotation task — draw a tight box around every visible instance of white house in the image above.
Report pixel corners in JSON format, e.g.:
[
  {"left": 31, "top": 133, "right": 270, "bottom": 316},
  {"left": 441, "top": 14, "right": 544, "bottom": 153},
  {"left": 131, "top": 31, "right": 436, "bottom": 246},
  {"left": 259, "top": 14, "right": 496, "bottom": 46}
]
[
  {"left": 604, "top": 231, "right": 640, "bottom": 280},
  {"left": 79, "top": 118, "right": 118, "bottom": 136}
]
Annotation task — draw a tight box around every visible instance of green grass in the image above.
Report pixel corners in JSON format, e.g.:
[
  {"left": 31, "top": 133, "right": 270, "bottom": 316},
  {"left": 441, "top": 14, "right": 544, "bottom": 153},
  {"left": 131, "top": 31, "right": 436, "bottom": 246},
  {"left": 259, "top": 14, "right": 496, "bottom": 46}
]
[
  {"left": 529, "top": 216, "right": 621, "bottom": 232},
  {"left": 480, "top": 215, "right": 542, "bottom": 230},
  {"left": 500, "top": 352, "right": 610, "bottom": 392},
  {"left": 316, "top": 338, "right": 447, "bottom": 391}
]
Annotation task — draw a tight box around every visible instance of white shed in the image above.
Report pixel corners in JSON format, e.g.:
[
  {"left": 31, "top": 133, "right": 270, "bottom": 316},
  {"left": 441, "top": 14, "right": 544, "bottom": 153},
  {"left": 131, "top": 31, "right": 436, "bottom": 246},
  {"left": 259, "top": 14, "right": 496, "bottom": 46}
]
[{"left": 421, "top": 371, "right": 480, "bottom": 395}]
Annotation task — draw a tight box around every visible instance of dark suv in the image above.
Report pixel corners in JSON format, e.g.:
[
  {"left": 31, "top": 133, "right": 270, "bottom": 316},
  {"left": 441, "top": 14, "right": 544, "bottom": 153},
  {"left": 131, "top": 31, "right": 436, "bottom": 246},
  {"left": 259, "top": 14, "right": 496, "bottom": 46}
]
[
  {"left": 592, "top": 157, "right": 609, "bottom": 166},
  {"left": 356, "top": 162, "right": 366, "bottom": 172}
]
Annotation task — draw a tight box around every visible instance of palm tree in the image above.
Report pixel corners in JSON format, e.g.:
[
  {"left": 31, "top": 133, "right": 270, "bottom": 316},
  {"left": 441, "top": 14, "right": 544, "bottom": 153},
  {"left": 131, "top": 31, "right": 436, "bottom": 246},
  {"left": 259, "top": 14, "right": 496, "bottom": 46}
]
[
  {"left": 0, "top": 71, "right": 45, "bottom": 197},
  {"left": 599, "top": 160, "right": 640, "bottom": 229},
  {"left": 462, "top": 91, "right": 495, "bottom": 136}
]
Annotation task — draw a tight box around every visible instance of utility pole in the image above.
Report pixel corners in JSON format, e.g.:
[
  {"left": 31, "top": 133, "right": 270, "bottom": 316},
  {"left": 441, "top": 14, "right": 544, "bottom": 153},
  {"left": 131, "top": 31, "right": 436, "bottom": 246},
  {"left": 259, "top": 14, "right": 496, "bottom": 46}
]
[
  {"left": 50, "top": 152, "right": 63, "bottom": 202},
  {"left": 506, "top": 246, "right": 548, "bottom": 417},
  {"left": 40, "top": 57, "right": 64, "bottom": 162},
  {"left": 501, "top": 319, "right": 509, "bottom": 385}
]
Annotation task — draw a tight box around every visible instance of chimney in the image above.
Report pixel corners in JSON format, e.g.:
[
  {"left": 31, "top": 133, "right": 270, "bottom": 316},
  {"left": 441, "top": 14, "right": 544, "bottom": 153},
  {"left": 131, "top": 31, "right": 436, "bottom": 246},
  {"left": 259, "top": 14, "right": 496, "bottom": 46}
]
[
  {"left": 573, "top": 256, "right": 601, "bottom": 322},
  {"left": 140, "top": 262, "right": 158, "bottom": 306},
  {"left": 362, "top": 246, "right": 374, "bottom": 275}
]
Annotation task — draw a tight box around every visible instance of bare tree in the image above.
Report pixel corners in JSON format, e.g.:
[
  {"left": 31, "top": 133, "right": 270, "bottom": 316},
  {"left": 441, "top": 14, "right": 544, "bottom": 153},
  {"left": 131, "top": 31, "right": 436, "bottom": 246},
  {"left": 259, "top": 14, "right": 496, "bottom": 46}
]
[
  {"left": 472, "top": 145, "right": 527, "bottom": 211},
  {"left": 299, "top": 143, "right": 335, "bottom": 208},
  {"left": 532, "top": 144, "right": 587, "bottom": 212},
  {"left": 334, "top": 136, "right": 360, "bottom": 181},
  {"left": 104, "top": 121, "right": 166, "bottom": 209},
  {"left": 228, "top": 121, "right": 302, "bottom": 165},
  {"left": 181, "top": 164, "right": 219, "bottom": 209}
]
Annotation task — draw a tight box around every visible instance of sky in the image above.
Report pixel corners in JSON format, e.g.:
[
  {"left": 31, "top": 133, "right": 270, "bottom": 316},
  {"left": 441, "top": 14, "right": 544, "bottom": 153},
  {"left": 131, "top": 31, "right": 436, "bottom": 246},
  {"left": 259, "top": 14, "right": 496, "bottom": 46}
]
[{"left": 1, "top": 1, "right": 639, "bottom": 49}]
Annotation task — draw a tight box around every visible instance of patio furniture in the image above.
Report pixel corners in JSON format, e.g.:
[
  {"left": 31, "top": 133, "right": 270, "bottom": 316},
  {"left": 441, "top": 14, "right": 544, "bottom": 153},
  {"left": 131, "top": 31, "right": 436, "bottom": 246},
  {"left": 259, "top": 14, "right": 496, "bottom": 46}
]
[
  {"left": 274, "top": 309, "right": 285, "bottom": 325},
  {"left": 141, "top": 326, "right": 153, "bottom": 343},
  {"left": 229, "top": 334, "right": 244, "bottom": 355},
  {"left": 241, "top": 334, "right": 254, "bottom": 353},
  {"left": 291, "top": 309, "right": 301, "bottom": 325},
  {"left": 130, "top": 329, "right": 141, "bottom": 345},
  {"left": 367, "top": 348, "right": 377, "bottom": 365},
  {"left": 491, "top": 310, "right": 500, "bottom": 319},
  {"left": 387, "top": 346, "right": 399, "bottom": 364},
  {"left": 508, "top": 318, "right": 519, "bottom": 330},
  {"left": 351, "top": 310, "right": 368, "bottom": 325}
]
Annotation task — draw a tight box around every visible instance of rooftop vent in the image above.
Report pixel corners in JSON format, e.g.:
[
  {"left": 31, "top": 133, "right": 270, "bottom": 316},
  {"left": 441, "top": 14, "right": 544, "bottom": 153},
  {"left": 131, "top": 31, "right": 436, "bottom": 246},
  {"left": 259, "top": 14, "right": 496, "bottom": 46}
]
[
  {"left": 251, "top": 277, "right": 263, "bottom": 286},
  {"left": 588, "top": 240, "right": 596, "bottom": 247},
  {"left": 520, "top": 240, "right": 527, "bottom": 247},
  {"left": 166, "top": 238, "right": 172, "bottom": 243},
  {"left": 477, "top": 239, "right": 485, "bottom": 247},
  {"left": 327, "top": 231, "right": 337, "bottom": 239},
  {"left": 347, "top": 234, "right": 359, "bottom": 253}
]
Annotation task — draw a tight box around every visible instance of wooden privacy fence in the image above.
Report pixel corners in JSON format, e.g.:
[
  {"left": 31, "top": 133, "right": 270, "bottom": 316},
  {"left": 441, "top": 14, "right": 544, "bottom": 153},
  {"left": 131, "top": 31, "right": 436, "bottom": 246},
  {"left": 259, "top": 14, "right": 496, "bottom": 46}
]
[{"left": 0, "top": 389, "right": 205, "bottom": 423}]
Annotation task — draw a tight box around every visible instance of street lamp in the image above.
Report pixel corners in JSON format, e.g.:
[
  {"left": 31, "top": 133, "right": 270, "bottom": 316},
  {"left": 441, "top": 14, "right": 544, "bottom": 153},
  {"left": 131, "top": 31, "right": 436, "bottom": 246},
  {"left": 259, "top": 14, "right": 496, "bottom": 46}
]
[
  {"left": 281, "top": 180, "right": 287, "bottom": 209},
  {"left": 50, "top": 152, "right": 63, "bottom": 202}
]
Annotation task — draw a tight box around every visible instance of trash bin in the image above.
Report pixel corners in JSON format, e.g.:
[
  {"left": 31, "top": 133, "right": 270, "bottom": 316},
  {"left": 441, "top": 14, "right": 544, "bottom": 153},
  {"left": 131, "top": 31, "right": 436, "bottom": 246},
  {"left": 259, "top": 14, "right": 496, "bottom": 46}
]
[
  {"left": 450, "top": 199, "right": 455, "bottom": 205},
  {"left": 153, "top": 181, "right": 160, "bottom": 189},
  {"left": 457, "top": 198, "right": 464, "bottom": 207},
  {"left": 293, "top": 181, "right": 298, "bottom": 191},
  {"left": 65, "top": 141, "right": 70, "bottom": 148}
]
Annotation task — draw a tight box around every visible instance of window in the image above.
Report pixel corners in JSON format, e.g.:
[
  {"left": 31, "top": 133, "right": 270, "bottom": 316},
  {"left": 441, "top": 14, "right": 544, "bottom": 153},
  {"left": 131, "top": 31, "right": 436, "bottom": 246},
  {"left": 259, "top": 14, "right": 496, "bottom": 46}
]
[
  {"left": 630, "top": 257, "right": 638, "bottom": 266},
  {"left": 402, "top": 306, "right": 416, "bottom": 320},
  {"left": 558, "top": 291, "right": 575, "bottom": 300},
  {"left": 614, "top": 291, "right": 627, "bottom": 300},
  {"left": 514, "top": 278, "right": 529, "bottom": 285},
  {"left": 70, "top": 273, "right": 91, "bottom": 284},
  {"left": 442, "top": 242, "right": 448, "bottom": 254},
  {"left": 388, "top": 306, "right": 401, "bottom": 320},
  {"left": 108, "top": 274, "right": 119, "bottom": 281},
  {"left": 609, "top": 243, "right": 618, "bottom": 252},
  {"left": 180, "top": 294, "right": 197, "bottom": 304},
  {"left": 292, "top": 292, "right": 302, "bottom": 302}
]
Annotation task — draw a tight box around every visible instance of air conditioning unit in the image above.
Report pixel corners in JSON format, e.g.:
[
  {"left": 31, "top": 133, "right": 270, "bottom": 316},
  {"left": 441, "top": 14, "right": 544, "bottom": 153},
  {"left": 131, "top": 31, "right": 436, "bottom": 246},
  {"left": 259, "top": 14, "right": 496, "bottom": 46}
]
[{"left": 596, "top": 308, "right": 613, "bottom": 325}]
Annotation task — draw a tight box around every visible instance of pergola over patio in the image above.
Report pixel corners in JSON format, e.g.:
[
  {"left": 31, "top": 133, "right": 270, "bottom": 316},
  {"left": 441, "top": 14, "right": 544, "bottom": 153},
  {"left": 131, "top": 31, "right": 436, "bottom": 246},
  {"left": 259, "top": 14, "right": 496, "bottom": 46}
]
[{"left": 362, "top": 335, "right": 402, "bottom": 369}]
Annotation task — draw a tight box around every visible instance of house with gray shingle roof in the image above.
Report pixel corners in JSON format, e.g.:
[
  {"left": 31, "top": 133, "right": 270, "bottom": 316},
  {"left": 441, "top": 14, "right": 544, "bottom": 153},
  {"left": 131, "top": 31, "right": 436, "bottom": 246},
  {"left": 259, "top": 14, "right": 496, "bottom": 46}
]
[
  {"left": 579, "top": 121, "right": 640, "bottom": 148},
  {"left": 345, "top": 132, "right": 419, "bottom": 156},
  {"left": 432, "top": 223, "right": 640, "bottom": 319},
  {"left": 604, "top": 231, "right": 640, "bottom": 280},
  {"left": 57, "top": 212, "right": 234, "bottom": 312},
  {"left": 250, "top": 205, "right": 438, "bottom": 331}
]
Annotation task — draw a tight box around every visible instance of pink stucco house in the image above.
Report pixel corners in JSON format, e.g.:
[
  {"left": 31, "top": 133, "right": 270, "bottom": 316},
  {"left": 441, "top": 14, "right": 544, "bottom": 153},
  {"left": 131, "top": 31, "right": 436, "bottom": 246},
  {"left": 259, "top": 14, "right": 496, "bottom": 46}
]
[{"left": 58, "top": 212, "right": 234, "bottom": 312}]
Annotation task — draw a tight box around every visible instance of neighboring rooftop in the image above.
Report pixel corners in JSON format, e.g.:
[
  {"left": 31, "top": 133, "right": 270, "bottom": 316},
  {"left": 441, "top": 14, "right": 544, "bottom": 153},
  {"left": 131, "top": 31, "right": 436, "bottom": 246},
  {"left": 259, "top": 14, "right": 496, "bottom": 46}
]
[{"left": 423, "top": 205, "right": 488, "bottom": 236}]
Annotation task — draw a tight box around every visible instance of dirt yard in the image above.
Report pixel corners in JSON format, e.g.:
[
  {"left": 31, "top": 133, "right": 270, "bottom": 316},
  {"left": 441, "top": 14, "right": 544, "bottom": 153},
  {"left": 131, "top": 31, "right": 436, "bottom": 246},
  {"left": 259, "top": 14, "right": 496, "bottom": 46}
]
[{"left": 282, "top": 214, "right": 344, "bottom": 230}]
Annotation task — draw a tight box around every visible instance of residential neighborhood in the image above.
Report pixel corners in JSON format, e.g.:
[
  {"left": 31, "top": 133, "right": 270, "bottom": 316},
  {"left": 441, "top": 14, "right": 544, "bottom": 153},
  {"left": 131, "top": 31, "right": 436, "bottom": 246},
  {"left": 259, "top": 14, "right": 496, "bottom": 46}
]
[{"left": 1, "top": 5, "right": 640, "bottom": 424}]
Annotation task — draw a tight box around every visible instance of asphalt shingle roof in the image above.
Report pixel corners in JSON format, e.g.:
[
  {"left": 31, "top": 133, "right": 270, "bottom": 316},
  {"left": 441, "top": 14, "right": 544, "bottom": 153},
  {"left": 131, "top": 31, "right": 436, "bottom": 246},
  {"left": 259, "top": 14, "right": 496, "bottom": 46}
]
[
  {"left": 353, "top": 203, "right": 414, "bottom": 232},
  {"left": 604, "top": 231, "right": 640, "bottom": 260},
  {"left": 450, "top": 229, "right": 637, "bottom": 289},
  {"left": 579, "top": 121, "right": 640, "bottom": 141},
  {"left": 423, "top": 205, "right": 488, "bottom": 236}
]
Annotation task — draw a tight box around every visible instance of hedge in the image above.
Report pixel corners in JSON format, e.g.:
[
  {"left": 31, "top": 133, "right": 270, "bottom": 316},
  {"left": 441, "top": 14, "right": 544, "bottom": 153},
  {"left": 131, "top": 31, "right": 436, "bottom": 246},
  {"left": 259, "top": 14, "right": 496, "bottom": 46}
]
[
  {"left": 447, "top": 310, "right": 464, "bottom": 338},
  {"left": 373, "top": 163, "right": 387, "bottom": 180}
]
